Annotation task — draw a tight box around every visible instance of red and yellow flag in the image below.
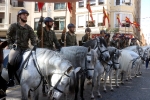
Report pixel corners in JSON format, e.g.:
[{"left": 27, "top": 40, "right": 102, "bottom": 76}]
[
  {"left": 125, "top": 16, "right": 132, "bottom": 24},
  {"left": 67, "top": 2, "right": 73, "bottom": 16},
  {"left": 132, "top": 21, "right": 140, "bottom": 31},
  {"left": 116, "top": 14, "right": 121, "bottom": 26},
  {"left": 103, "top": 7, "right": 110, "bottom": 27},
  {"left": 38, "top": 2, "right": 44, "bottom": 12},
  {"left": 86, "top": 0, "right": 94, "bottom": 22}
]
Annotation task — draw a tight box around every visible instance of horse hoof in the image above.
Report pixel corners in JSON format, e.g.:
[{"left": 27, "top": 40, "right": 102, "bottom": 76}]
[
  {"left": 97, "top": 94, "right": 102, "bottom": 98},
  {"left": 103, "top": 90, "right": 107, "bottom": 93},
  {"left": 101, "top": 78, "right": 104, "bottom": 81},
  {"left": 121, "top": 82, "right": 124, "bottom": 85},
  {"left": 80, "top": 98, "right": 85, "bottom": 100},
  {"left": 129, "top": 78, "right": 132, "bottom": 80},
  {"left": 91, "top": 96, "right": 94, "bottom": 99},
  {"left": 111, "top": 89, "right": 114, "bottom": 92},
  {"left": 126, "top": 79, "right": 128, "bottom": 81},
  {"left": 135, "top": 75, "right": 137, "bottom": 78},
  {"left": 116, "top": 85, "right": 119, "bottom": 88}
]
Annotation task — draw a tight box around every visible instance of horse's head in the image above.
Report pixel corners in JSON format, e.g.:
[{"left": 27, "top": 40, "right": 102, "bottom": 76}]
[
  {"left": 85, "top": 47, "right": 97, "bottom": 80},
  {"left": 111, "top": 48, "right": 121, "bottom": 69},
  {"left": 96, "top": 38, "right": 110, "bottom": 61},
  {"left": 136, "top": 46, "right": 144, "bottom": 58},
  {"left": 51, "top": 67, "right": 81, "bottom": 100}
]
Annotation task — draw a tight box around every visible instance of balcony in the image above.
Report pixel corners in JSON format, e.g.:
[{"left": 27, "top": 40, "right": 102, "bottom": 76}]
[
  {"left": 0, "top": 23, "right": 10, "bottom": 31},
  {"left": 0, "top": 6, "right": 5, "bottom": 12},
  {"left": 11, "top": 1, "right": 24, "bottom": 8}
]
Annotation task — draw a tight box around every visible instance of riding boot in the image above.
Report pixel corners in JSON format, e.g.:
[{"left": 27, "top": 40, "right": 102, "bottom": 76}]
[{"left": 7, "top": 63, "right": 15, "bottom": 87}]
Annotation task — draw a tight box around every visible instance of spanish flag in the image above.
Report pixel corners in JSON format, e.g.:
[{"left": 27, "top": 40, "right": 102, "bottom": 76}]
[
  {"left": 86, "top": 0, "right": 94, "bottom": 22},
  {"left": 125, "top": 16, "right": 132, "bottom": 24},
  {"left": 132, "top": 21, "right": 140, "bottom": 31},
  {"left": 103, "top": 7, "right": 110, "bottom": 27},
  {"left": 116, "top": 14, "right": 121, "bottom": 25},
  {"left": 38, "top": 2, "right": 44, "bottom": 12},
  {"left": 67, "top": 2, "right": 73, "bottom": 17}
]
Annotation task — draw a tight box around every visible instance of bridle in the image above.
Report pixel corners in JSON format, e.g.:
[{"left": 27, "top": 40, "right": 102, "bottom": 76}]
[
  {"left": 85, "top": 53, "right": 94, "bottom": 71},
  {"left": 111, "top": 50, "right": 120, "bottom": 70}
]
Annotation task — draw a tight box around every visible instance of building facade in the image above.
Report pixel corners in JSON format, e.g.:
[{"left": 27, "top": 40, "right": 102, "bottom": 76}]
[{"left": 75, "top": 0, "right": 141, "bottom": 41}]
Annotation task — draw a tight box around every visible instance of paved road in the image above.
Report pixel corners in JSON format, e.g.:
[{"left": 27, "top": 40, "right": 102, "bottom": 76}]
[{"left": 1, "top": 65, "right": 150, "bottom": 100}]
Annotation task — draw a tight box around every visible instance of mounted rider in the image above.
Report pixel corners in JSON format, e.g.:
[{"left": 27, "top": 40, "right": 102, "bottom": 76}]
[
  {"left": 99, "top": 30, "right": 106, "bottom": 39},
  {"left": 104, "top": 33, "right": 110, "bottom": 46},
  {"left": 61, "top": 23, "right": 77, "bottom": 46},
  {"left": 82, "top": 27, "right": 91, "bottom": 44},
  {"left": 110, "top": 35, "right": 118, "bottom": 48},
  {"left": 37, "top": 17, "right": 61, "bottom": 50},
  {"left": 6, "top": 9, "right": 37, "bottom": 87}
]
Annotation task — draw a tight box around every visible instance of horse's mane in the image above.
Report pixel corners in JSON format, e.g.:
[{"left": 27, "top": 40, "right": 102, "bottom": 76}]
[{"left": 83, "top": 37, "right": 108, "bottom": 48}]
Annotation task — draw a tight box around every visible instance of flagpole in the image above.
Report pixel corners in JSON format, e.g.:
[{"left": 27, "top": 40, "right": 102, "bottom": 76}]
[
  {"left": 64, "top": 2, "right": 67, "bottom": 47},
  {"left": 41, "top": 8, "right": 43, "bottom": 48},
  {"left": 88, "top": 9, "right": 89, "bottom": 27}
]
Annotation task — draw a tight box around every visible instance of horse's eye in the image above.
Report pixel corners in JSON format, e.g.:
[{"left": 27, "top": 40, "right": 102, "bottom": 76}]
[{"left": 88, "top": 61, "right": 91, "bottom": 63}]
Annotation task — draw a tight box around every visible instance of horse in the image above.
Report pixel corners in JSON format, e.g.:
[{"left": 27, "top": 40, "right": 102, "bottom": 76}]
[
  {"left": 0, "top": 40, "right": 8, "bottom": 99},
  {"left": 1, "top": 48, "right": 73, "bottom": 100},
  {"left": 103, "top": 46, "right": 121, "bottom": 92},
  {"left": 118, "top": 50, "right": 134, "bottom": 84},
  {"left": 126, "top": 50, "right": 142, "bottom": 77},
  {"left": 59, "top": 46, "right": 94, "bottom": 100}
]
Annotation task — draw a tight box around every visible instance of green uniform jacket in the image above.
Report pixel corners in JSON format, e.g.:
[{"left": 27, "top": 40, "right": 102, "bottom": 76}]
[
  {"left": 82, "top": 34, "right": 91, "bottom": 43},
  {"left": 61, "top": 31, "right": 77, "bottom": 46},
  {"left": 110, "top": 40, "right": 117, "bottom": 48},
  {"left": 6, "top": 23, "right": 37, "bottom": 50},
  {"left": 37, "top": 24, "right": 60, "bottom": 49}
]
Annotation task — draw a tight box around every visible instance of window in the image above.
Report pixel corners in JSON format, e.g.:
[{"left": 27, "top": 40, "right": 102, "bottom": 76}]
[
  {"left": 121, "top": 13, "right": 132, "bottom": 27},
  {"left": 90, "top": 0, "right": 96, "bottom": 6},
  {"left": 54, "top": 17, "right": 65, "bottom": 30},
  {"left": 78, "top": 16, "right": 85, "bottom": 28},
  {"left": 86, "top": 14, "right": 96, "bottom": 27},
  {"left": 0, "top": 0, "right": 5, "bottom": 3},
  {"left": 98, "top": 13, "right": 103, "bottom": 26},
  {"left": 116, "top": 0, "right": 120, "bottom": 5},
  {"left": 98, "top": 0, "right": 104, "bottom": 5},
  {"left": 35, "top": 2, "right": 46, "bottom": 11},
  {"left": 79, "top": 1, "right": 84, "bottom": 7},
  {"left": 54, "top": 3, "right": 66, "bottom": 10},
  {"left": 34, "top": 18, "right": 39, "bottom": 30},
  {"left": 0, "top": 18, "right": 2, "bottom": 23},
  {"left": 122, "top": 0, "right": 131, "bottom": 5}
]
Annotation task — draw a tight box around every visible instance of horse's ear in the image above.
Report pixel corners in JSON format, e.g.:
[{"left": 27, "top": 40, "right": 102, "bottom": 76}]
[
  {"left": 1, "top": 41, "right": 8, "bottom": 48},
  {"left": 88, "top": 46, "right": 91, "bottom": 52}
]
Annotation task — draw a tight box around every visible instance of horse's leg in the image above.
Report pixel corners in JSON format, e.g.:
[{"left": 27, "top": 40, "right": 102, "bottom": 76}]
[
  {"left": 21, "top": 84, "right": 30, "bottom": 100},
  {"left": 103, "top": 71, "right": 108, "bottom": 92},
  {"left": 128, "top": 68, "right": 132, "bottom": 80},
  {"left": 121, "top": 72, "right": 124, "bottom": 85},
  {"left": 80, "top": 74, "right": 85, "bottom": 100},
  {"left": 74, "top": 73, "right": 79, "bottom": 100},
  {"left": 97, "top": 74, "right": 102, "bottom": 98},
  {"left": 115, "top": 69, "right": 119, "bottom": 88},
  {"left": 91, "top": 73, "right": 96, "bottom": 99},
  {"left": 109, "top": 69, "right": 113, "bottom": 91},
  {"left": 0, "top": 72, "right": 7, "bottom": 98}
]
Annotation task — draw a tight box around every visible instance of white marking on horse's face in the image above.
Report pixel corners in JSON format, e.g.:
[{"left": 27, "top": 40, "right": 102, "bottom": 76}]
[
  {"left": 86, "top": 51, "right": 94, "bottom": 79},
  {"left": 51, "top": 72, "right": 71, "bottom": 100}
]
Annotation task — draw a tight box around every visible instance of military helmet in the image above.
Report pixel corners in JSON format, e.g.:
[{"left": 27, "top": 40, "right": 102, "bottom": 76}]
[
  {"left": 18, "top": 9, "right": 29, "bottom": 16},
  {"left": 44, "top": 17, "right": 54, "bottom": 23},
  {"left": 100, "top": 30, "right": 106, "bottom": 34},
  {"left": 85, "top": 27, "right": 91, "bottom": 32},
  {"left": 105, "top": 33, "right": 110, "bottom": 37},
  {"left": 67, "top": 23, "right": 75, "bottom": 29}
]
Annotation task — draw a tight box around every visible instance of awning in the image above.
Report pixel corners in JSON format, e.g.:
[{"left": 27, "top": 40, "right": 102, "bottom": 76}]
[
  {"left": 0, "top": 13, "right": 4, "bottom": 18},
  {"left": 18, "top": 0, "right": 82, "bottom": 2}
]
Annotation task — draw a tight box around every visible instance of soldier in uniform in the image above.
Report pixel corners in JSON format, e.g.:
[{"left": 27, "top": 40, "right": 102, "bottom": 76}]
[
  {"left": 82, "top": 27, "right": 91, "bottom": 44},
  {"left": 104, "top": 33, "right": 110, "bottom": 46},
  {"left": 61, "top": 23, "right": 77, "bottom": 46},
  {"left": 110, "top": 35, "right": 118, "bottom": 48},
  {"left": 6, "top": 9, "right": 37, "bottom": 87},
  {"left": 99, "top": 30, "right": 106, "bottom": 39},
  {"left": 118, "top": 34, "right": 126, "bottom": 49},
  {"left": 130, "top": 38, "right": 138, "bottom": 46},
  {"left": 37, "top": 17, "right": 61, "bottom": 50}
]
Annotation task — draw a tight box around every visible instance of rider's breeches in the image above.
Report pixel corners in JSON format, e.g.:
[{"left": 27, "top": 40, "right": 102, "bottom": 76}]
[{"left": 8, "top": 49, "right": 20, "bottom": 66}]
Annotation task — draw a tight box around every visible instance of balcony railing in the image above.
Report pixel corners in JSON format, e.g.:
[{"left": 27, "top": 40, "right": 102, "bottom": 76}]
[{"left": 11, "top": 1, "right": 24, "bottom": 7}]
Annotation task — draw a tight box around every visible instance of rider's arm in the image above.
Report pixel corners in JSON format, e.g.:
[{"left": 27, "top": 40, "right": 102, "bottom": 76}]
[
  {"left": 29, "top": 27, "right": 37, "bottom": 47},
  {"left": 36, "top": 23, "right": 42, "bottom": 40},
  {"left": 6, "top": 24, "right": 15, "bottom": 48}
]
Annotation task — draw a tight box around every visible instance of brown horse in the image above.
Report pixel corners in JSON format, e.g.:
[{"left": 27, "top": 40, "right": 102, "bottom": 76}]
[{"left": 0, "top": 40, "right": 8, "bottom": 99}]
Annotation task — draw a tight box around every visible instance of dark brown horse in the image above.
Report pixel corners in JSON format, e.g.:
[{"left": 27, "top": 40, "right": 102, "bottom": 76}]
[{"left": 0, "top": 40, "right": 8, "bottom": 99}]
